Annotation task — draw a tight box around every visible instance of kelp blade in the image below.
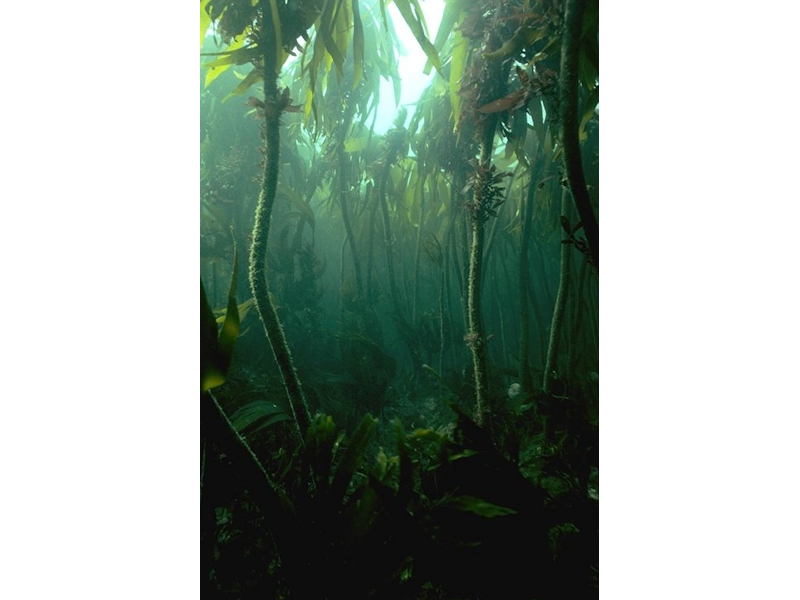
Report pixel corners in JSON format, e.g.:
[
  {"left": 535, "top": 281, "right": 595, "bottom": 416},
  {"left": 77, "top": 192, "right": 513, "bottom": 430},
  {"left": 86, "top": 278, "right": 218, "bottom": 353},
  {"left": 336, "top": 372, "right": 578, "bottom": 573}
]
[
  {"left": 201, "top": 280, "right": 225, "bottom": 392},
  {"left": 201, "top": 238, "right": 240, "bottom": 393}
]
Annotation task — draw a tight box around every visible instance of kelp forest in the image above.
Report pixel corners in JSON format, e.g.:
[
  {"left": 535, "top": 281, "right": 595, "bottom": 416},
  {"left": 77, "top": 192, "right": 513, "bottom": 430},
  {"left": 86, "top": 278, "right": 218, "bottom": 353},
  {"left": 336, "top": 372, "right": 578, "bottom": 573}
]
[{"left": 200, "top": 0, "right": 599, "bottom": 598}]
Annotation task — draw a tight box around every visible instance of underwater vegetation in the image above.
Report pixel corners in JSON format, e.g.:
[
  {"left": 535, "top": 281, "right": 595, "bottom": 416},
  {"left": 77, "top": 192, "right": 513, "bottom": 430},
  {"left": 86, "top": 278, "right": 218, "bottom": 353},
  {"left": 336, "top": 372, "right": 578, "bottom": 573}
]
[{"left": 201, "top": 0, "right": 598, "bottom": 598}]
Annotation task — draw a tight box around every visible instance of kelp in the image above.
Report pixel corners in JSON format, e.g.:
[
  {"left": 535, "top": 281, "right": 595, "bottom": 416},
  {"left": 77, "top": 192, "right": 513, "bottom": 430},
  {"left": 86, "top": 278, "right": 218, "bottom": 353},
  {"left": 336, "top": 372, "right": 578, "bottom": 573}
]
[
  {"left": 200, "top": 0, "right": 599, "bottom": 596},
  {"left": 201, "top": 237, "right": 241, "bottom": 393}
]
